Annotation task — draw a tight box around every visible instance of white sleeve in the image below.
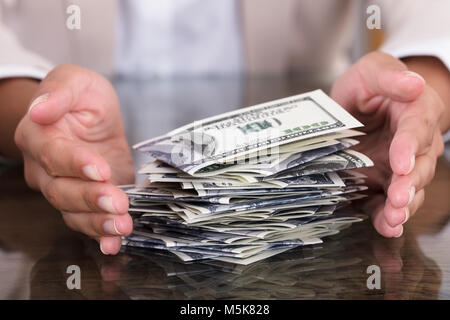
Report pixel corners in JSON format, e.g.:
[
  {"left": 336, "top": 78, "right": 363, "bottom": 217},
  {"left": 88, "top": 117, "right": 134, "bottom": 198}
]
[
  {"left": 0, "top": 17, "right": 53, "bottom": 80},
  {"left": 0, "top": 64, "right": 49, "bottom": 80},
  {"left": 374, "top": 0, "right": 450, "bottom": 71}
]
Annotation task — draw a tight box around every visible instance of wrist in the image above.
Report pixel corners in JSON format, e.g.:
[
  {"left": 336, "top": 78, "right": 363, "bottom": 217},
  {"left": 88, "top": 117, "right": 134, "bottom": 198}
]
[
  {"left": 0, "top": 78, "right": 40, "bottom": 160},
  {"left": 403, "top": 56, "right": 450, "bottom": 132}
]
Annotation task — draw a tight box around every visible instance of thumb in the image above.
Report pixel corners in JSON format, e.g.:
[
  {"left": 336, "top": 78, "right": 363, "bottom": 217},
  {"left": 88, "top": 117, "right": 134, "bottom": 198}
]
[
  {"left": 27, "top": 64, "right": 90, "bottom": 125},
  {"left": 28, "top": 87, "right": 72, "bottom": 125},
  {"left": 331, "top": 52, "right": 426, "bottom": 114}
]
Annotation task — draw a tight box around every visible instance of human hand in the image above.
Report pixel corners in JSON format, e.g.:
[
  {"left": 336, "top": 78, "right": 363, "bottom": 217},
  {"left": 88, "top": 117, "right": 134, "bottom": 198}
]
[
  {"left": 15, "top": 64, "right": 135, "bottom": 254},
  {"left": 331, "top": 52, "right": 445, "bottom": 237}
]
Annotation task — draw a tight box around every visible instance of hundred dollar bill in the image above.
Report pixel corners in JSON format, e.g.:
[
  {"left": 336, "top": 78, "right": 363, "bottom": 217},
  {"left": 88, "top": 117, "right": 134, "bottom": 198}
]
[
  {"left": 186, "top": 138, "right": 349, "bottom": 177},
  {"left": 127, "top": 214, "right": 360, "bottom": 261},
  {"left": 147, "top": 173, "right": 248, "bottom": 184},
  {"left": 132, "top": 214, "right": 355, "bottom": 245},
  {"left": 266, "top": 150, "right": 373, "bottom": 180},
  {"left": 216, "top": 138, "right": 359, "bottom": 177},
  {"left": 214, "top": 129, "right": 365, "bottom": 166},
  {"left": 185, "top": 172, "right": 344, "bottom": 190},
  {"left": 193, "top": 186, "right": 318, "bottom": 197},
  {"left": 137, "top": 140, "right": 337, "bottom": 177},
  {"left": 138, "top": 161, "right": 180, "bottom": 175},
  {"left": 175, "top": 185, "right": 364, "bottom": 215},
  {"left": 122, "top": 236, "right": 267, "bottom": 259},
  {"left": 134, "top": 90, "right": 363, "bottom": 175}
]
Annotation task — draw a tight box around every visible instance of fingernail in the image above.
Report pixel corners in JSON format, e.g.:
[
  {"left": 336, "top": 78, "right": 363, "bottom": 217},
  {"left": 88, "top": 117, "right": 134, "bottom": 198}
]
[
  {"left": 100, "top": 242, "right": 109, "bottom": 255},
  {"left": 103, "top": 219, "right": 122, "bottom": 235},
  {"left": 98, "top": 196, "right": 117, "bottom": 214},
  {"left": 406, "top": 155, "right": 415, "bottom": 175},
  {"left": 28, "top": 93, "right": 49, "bottom": 114},
  {"left": 402, "top": 207, "right": 410, "bottom": 224},
  {"left": 407, "top": 186, "right": 415, "bottom": 206},
  {"left": 82, "top": 164, "right": 103, "bottom": 181},
  {"left": 395, "top": 226, "right": 404, "bottom": 238},
  {"left": 403, "top": 71, "right": 426, "bottom": 84}
]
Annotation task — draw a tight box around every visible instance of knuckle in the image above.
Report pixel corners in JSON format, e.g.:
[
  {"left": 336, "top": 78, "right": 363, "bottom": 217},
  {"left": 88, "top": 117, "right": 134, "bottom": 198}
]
[
  {"left": 431, "top": 159, "right": 437, "bottom": 177},
  {"left": 92, "top": 217, "right": 105, "bottom": 236},
  {"left": 424, "top": 155, "right": 437, "bottom": 185},
  {"left": 412, "top": 116, "right": 434, "bottom": 147},
  {"left": 428, "top": 166, "right": 437, "bottom": 183},
  {"left": 52, "top": 64, "right": 97, "bottom": 89},
  {"left": 14, "top": 122, "right": 26, "bottom": 150},
  {"left": 124, "top": 166, "right": 136, "bottom": 185},
  {"left": 361, "top": 51, "right": 379, "bottom": 64},
  {"left": 40, "top": 142, "right": 55, "bottom": 175},
  {"left": 435, "top": 100, "right": 445, "bottom": 118},
  {"left": 428, "top": 88, "right": 445, "bottom": 117},
  {"left": 120, "top": 215, "right": 133, "bottom": 236},
  {"left": 414, "top": 114, "right": 433, "bottom": 136},
  {"left": 83, "top": 186, "right": 100, "bottom": 212},
  {"left": 436, "top": 135, "right": 445, "bottom": 156},
  {"left": 43, "top": 180, "right": 60, "bottom": 208},
  {"left": 421, "top": 190, "right": 426, "bottom": 204},
  {"left": 421, "top": 115, "right": 433, "bottom": 130},
  {"left": 40, "top": 138, "right": 65, "bottom": 176},
  {"left": 425, "top": 132, "right": 435, "bottom": 149},
  {"left": 23, "top": 165, "right": 39, "bottom": 190},
  {"left": 356, "top": 54, "right": 371, "bottom": 71},
  {"left": 61, "top": 213, "right": 78, "bottom": 232},
  {"left": 50, "top": 64, "right": 87, "bottom": 81}
]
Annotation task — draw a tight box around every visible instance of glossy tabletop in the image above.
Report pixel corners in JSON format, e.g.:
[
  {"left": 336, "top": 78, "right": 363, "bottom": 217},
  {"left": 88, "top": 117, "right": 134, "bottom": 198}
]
[{"left": 1, "top": 77, "right": 449, "bottom": 299}]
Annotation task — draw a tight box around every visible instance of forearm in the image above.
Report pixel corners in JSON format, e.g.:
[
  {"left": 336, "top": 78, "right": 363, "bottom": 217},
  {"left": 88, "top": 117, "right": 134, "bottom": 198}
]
[
  {"left": 0, "top": 78, "right": 39, "bottom": 160},
  {"left": 403, "top": 56, "right": 450, "bottom": 132}
]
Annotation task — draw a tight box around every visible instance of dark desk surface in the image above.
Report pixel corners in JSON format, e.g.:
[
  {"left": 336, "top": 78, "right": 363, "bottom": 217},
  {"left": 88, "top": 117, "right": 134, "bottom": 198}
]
[{"left": 1, "top": 78, "right": 449, "bottom": 299}]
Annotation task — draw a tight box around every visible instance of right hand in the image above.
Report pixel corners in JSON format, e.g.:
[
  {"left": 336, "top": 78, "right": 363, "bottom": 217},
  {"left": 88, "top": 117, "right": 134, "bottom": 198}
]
[
  {"left": 14, "top": 64, "right": 135, "bottom": 255},
  {"left": 331, "top": 52, "right": 445, "bottom": 238}
]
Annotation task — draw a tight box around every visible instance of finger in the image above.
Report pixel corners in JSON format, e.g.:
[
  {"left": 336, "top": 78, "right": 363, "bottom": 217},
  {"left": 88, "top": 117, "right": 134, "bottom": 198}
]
[
  {"left": 28, "top": 64, "right": 119, "bottom": 126},
  {"left": 388, "top": 134, "right": 440, "bottom": 208},
  {"left": 87, "top": 238, "right": 131, "bottom": 278},
  {"left": 389, "top": 93, "right": 443, "bottom": 175},
  {"left": 27, "top": 65, "right": 93, "bottom": 125},
  {"left": 99, "top": 236, "right": 123, "bottom": 255},
  {"left": 371, "top": 203, "right": 404, "bottom": 238},
  {"left": 38, "top": 137, "right": 110, "bottom": 181},
  {"left": 27, "top": 89, "right": 72, "bottom": 125},
  {"left": 331, "top": 52, "right": 425, "bottom": 113},
  {"left": 41, "top": 177, "right": 129, "bottom": 214},
  {"left": 62, "top": 211, "right": 133, "bottom": 238},
  {"left": 15, "top": 117, "right": 111, "bottom": 181},
  {"left": 22, "top": 155, "right": 45, "bottom": 190},
  {"left": 383, "top": 189, "right": 425, "bottom": 227},
  {"left": 406, "top": 188, "right": 426, "bottom": 221}
]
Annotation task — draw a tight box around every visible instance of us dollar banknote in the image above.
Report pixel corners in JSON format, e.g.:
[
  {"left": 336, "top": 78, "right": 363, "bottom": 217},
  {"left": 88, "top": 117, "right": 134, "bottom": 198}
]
[
  {"left": 121, "top": 90, "right": 372, "bottom": 265},
  {"left": 266, "top": 150, "right": 373, "bottom": 180},
  {"left": 134, "top": 90, "right": 363, "bottom": 175}
]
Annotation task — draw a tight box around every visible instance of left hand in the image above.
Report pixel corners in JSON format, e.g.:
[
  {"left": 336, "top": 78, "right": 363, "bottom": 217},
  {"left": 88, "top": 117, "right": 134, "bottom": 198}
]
[
  {"left": 331, "top": 52, "right": 445, "bottom": 238},
  {"left": 14, "top": 65, "right": 135, "bottom": 254}
]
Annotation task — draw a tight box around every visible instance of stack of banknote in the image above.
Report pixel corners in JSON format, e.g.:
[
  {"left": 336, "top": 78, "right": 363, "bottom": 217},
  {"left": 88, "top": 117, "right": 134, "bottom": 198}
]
[{"left": 120, "top": 89, "right": 373, "bottom": 265}]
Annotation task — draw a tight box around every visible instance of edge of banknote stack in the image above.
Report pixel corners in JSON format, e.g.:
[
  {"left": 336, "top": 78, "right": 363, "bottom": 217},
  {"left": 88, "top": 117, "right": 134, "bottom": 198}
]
[{"left": 120, "top": 89, "right": 373, "bottom": 265}]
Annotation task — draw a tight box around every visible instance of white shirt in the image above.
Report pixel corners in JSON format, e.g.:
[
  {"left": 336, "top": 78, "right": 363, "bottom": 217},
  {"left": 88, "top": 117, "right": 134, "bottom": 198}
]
[
  {"left": 114, "top": 0, "right": 243, "bottom": 78},
  {"left": 1, "top": 0, "right": 450, "bottom": 80}
]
